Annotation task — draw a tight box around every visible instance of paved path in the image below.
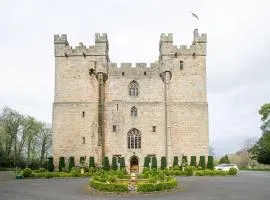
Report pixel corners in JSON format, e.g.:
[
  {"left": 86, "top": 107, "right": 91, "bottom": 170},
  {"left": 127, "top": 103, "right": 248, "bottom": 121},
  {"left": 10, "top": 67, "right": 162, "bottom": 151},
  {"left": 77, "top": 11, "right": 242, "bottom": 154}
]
[{"left": 0, "top": 171, "right": 269, "bottom": 200}]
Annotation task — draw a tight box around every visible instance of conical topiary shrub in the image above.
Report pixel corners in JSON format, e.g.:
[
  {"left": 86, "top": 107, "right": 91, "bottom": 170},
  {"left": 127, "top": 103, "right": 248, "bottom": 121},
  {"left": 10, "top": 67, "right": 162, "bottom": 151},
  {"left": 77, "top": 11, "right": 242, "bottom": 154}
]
[
  {"left": 161, "top": 156, "right": 167, "bottom": 170},
  {"left": 69, "top": 157, "right": 75, "bottom": 172},
  {"left": 190, "top": 156, "right": 197, "bottom": 167},
  {"left": 151, "top": 156, "right": 157, "bottom": 169},
  {"left": 198, "top": 156, "right": 206, "bottom": 169},
  {"left": 103, "top": 156, "right": 110, "bottom": 171},
  {"left": 173, "top": 156, "right": 179, "bottom": 167},
  {"left": 48, "top": 157, "right": 54, "bottom": 172},
  {"left": 111, "top": 156, "right": 117, "bottom": 171},
  {"left": 207, "top": 156, "right": 214, "bottom": 170},
  {"left": 89, "top": 157, "right": 95, "bottom": 169},
  {"left": 59, "top": 157, "right": 65, "bottom": 172}
]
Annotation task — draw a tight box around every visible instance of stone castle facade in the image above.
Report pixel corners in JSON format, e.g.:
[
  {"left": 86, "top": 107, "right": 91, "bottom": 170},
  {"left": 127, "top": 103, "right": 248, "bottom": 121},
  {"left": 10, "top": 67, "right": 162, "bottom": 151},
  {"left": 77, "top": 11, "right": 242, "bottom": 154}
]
[{"left": 52, "top": 29, "right": 208, "bottom": 172}]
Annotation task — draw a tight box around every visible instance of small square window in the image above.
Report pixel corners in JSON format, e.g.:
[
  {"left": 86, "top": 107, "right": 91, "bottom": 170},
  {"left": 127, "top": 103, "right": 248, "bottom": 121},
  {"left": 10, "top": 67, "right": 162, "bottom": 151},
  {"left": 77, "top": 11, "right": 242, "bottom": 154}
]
[
  {"left": 113, "top": 125, "right": 117, "bottom": 132},
  {"left": 152, "top": 126, "right": 156, "bottom": 132}
]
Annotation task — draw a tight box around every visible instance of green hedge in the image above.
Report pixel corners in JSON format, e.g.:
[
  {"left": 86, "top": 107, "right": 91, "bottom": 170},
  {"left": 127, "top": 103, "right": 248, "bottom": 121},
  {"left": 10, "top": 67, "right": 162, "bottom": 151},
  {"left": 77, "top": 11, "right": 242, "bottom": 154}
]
[
  {"left": 90, "top": 180, "right": 128, "bottom": 192},
  {"left": 103, "top": 157, "right": 110, "bottom": 171},
  {"left": 137, "top": 179, "right": 177, "bottom": 192},
  {"left": 48, "top": 157, "right": 54, "bottom": 172},
  {"left": 89, "top": 157, "right": 95, "bottom": 169},
  {"left": 151, "top": 157, "right": 157, "bottom": 169},
  {"left": 59, "top": 157, "right": 65, "bottom": 172},
  {"left": 198, "top": 156, "right": 206, "bottom": 169},
  {"left": 68, "top": 157, "right": 75, "bottom": 172},
  {"left": 195, "top": 170, "right": 228, "bottom": 176},
  {"left": 111, "top": 157, "right": 117, "bottom": 171},
  {"left": 173, "top": 156, "right": 178, "bottom": 167},
  {"left": 23, "top": 168, "right": 32, "bottom": 177},
  {"left": 161, "top": 156, "right": 167, "bottom": 170},
  {"left": 190, "top": 156, "right": 197, "bottom": 166},
  {"left": 228, "top": 167, "right": 238, "bottom": 175},
  {"left": 207, "top": 156, "right": 214, "bottom": 170}
]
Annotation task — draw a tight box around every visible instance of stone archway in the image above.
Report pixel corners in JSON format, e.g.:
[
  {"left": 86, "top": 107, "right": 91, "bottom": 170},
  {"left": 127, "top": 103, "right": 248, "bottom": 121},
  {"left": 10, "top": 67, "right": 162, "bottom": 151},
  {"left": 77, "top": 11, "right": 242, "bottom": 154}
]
[{"left": 130, "top": 156, "right": 139, "bottom": 173}]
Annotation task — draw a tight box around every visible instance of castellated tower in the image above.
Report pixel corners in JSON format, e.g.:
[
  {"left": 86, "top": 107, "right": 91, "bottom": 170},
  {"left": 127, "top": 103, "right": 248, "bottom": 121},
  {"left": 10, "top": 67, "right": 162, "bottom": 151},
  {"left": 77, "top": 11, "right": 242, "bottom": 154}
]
[{"left": 52, "top": 29, "right": 208, "bottom": 172}]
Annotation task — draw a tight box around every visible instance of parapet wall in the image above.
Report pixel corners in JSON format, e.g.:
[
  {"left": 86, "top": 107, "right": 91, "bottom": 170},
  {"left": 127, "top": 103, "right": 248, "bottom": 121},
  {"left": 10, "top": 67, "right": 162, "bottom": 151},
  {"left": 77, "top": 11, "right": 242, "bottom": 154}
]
[
  {"left": 108, "top": 62, "right": 160, "bottom": 76},
  {"left": 54, "top": 33, "right": 108, "bottom": 57}
]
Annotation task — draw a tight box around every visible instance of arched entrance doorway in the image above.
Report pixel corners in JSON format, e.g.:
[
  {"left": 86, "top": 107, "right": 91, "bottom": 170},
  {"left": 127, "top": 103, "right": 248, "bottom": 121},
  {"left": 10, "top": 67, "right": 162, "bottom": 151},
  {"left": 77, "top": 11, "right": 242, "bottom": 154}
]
[{"left": 130, "top": 156, "right": 139, "bottom": 173}]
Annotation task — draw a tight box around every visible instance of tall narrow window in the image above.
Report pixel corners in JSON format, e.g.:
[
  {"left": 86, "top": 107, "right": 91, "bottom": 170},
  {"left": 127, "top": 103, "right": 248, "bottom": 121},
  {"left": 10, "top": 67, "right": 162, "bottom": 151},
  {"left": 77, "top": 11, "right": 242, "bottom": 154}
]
[
  {"left": 180, "top": 61, "right": 184, "bottom": 70},
  {"left": 131, "top": 106, "right": 137, "bottom": 117},
  {"left": 127, "top": 128, "right": 141, "bottom": 149},
  {"left": 113, "top": 125, "right": 117, "bottom": 132},
  {"left": 128, "top": 80, "right": 139, "bottom": 96},
  {"left": 82, "top": 111, "right": 85, "bottom": 117},
  {"left": 152, "top": 126, "right": 156, "bottom": 132},
  {"left": 82, "top": 137, "right": 85, "bottom": 144}
]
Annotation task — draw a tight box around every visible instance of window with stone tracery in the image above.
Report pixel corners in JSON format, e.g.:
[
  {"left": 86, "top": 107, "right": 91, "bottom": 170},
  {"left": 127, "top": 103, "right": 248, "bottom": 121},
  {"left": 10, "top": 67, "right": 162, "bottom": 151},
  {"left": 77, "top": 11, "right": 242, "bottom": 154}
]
[
  {"left": 127, "top": 128, "right": 141, "bottom": 149},
  {"left": 131, "top": 106, "right": 137, "bottom": 117},
  {"left": 128, "top": 80, "right": 139, "bottom": 96}
]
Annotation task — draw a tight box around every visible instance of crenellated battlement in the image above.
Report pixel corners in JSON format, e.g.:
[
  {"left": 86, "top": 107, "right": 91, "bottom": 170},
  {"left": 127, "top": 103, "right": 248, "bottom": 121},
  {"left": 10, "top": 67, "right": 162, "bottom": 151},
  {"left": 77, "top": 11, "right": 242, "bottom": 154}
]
[
  {"left": 108, "top": 62, "right": 160, "bottom": 76},
  {"left": 54, "top": 34, "right": 108, "bottom": 57},
  {"left": 159, "top": 29, "right": 207, "bottom": 57},
  {"left": 95, "top": 33, "right": 108, "bottom": 43}
]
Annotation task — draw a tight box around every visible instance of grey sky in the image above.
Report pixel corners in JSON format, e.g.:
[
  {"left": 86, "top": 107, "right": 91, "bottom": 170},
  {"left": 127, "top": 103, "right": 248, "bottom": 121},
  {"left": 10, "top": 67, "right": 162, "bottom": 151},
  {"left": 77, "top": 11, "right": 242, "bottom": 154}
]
[{"left": 1, "top": 0, "right": 270, "bottom": 156}]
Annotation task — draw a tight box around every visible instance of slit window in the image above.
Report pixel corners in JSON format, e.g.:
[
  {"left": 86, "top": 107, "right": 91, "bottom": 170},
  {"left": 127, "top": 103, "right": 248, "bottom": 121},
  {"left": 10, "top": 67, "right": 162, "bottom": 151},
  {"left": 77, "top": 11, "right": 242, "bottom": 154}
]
[
  {"left": 82, "top": 111, "right": 85, "bottom": 117},
  {"left": 122, "top": 72, "right": 125, "bottom": 76},
  {"left": 152, "top": 126, "right": 156, "bottom": 132},
  {"left": 82, "top": 137, "right": 85, "bottom": 144},
  {"left": 113, "top": 125, "right": 117, "bottom": 132},
  {"left": 180, "top": 61, "right": 184, "bottom": 70}
]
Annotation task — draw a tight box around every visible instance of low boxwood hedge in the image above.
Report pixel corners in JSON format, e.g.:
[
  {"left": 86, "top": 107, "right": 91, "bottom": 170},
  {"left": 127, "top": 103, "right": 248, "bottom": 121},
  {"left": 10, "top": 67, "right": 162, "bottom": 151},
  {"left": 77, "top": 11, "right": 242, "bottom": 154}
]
[
  {"left": 89, "top": 180, "right": 128, "bottom": 192},
  {"left": 137, "top": 179, "right": 177, "bottom": 192}
]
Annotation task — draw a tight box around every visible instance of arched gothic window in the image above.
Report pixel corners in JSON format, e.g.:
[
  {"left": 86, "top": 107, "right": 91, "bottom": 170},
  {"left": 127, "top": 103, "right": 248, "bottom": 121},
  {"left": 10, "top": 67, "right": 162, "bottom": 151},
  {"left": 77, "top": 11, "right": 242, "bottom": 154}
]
[
  {"left": 131, "top": 106, "right": 137, "bottom": 117},
  {"left": 129, "top": 80, "right": 139, "bottom": 96},
  {"left": 127, "top": 128, "right": 141, "bottom": 149}
]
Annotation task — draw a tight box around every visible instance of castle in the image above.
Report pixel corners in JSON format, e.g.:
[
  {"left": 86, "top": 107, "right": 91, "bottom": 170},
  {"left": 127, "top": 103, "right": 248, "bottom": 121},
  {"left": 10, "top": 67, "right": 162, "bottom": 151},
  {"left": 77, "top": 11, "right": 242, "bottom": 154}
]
[{"left": 52, "top": 29, "right": 208, "bottom": 172}]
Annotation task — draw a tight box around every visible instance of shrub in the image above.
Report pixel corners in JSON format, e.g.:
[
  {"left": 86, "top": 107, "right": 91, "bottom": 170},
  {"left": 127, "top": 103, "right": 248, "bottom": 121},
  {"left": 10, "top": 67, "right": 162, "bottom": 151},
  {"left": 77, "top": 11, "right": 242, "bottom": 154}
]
[
  {"left": 119, "top": 157, "right": 125, "bottom": 169},
  {"left": 144, "top": 157, "right": 150, "bottom": 168},
  {"left": 116, "top": 170, "right": 124, "bottom": 179},
  {"left": 89, "top": 157, "right": 95, "bottom": 169},
  {"left": 207, "top": 156, "right": 214, "bottom": 170},
  {"left": 35, "top": 168, "right": 46, "bottom": 173},
  {"left": 198, "top": 156, "right": 206, "bottom": 169},
  {"left": 58, "top": 157, "right": 65, "bottom": 172},
  {"left": 71, "top": 167, "right": 80, "bottom": 177},
  {"left": 48, "top": 157, "right": 54, "bottom": 172},
  {"left": 173, "top": 156, "right": 179, "bottom": 167},
  {"left": 107, "top": 175, "right": 117, "bottom": 183},
  {"left": 219, "top": 155, "right": 230, "bottom": 164},
  {"left": 228, "top": 167, "right": 238, "bottom": 175},
  {"left": 215, "top": 170, "right": 227, "bottom": 176},
  {"left": 195, "top": 170, "right": 205, "bottom": 176},
  {"left": 68, "top": 157, "right": 75, "bottom": 172},
  {"left": 151, "top": 156, "right": 157, "bottom": 169},
  {"left": 184, "top": 166, "right": 195, "bottom": 176},
  {"left": 89, "top": 180, "right": 128, "bottom": 192},
  {"left": 173, "top": 170, "right": 189, "bottom": 176},
  {"left": 173, "top": 166, "right": 180, "bottom": 171},
  {"left": 80, "top": 156, "right": 85, "bottom": 165},
  {"left": 181, "top": 156, "right": 188, "bottom": 166},
  {"left": 137, "top": 183, "right": 156, "bottom": 192},
  {"left": 190, "top": 156, "right": 197, "bottom": 166},
  {"left": 161, "top": 156, "right": 167, "bottom": 170},
  {"left": 111, "top": 156, "right": 117, "bottom": 171},
  {"left": 137, "top": 179, "right": 177, "bottom": 192},
  {"left": 204, "top": 170, "right": 216, "bottom": 176},
  {"left": 103, "top": 157, "right": 110, "bottom": 171},
  {"left": 23, "top": 168, "right": 32, "bottom": 177}
]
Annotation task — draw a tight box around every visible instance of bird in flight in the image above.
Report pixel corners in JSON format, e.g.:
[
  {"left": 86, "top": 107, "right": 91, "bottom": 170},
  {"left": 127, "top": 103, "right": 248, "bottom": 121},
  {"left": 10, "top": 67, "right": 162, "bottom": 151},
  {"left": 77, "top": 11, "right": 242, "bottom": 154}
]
[{"left": 191, "top": 11, "right": 199, "bottom": 20}]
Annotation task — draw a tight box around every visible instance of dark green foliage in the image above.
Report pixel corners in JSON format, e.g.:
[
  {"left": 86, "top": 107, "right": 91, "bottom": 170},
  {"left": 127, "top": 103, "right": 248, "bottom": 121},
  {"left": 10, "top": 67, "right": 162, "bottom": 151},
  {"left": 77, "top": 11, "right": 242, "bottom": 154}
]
[
  {"left": 111, "top": 156, "right": 117, "bottom": 171},
  {"left": 22, "top": 168, "right": 32, "bottom": 177},
  {"left": 80, "top": 156, "right": 85, "bottom": 164},
  {"left": 184, "top": 166, "right": 195, "bottom": 176},
  {"left": 161, "top": 156, "right": 167, "bottom": 170},
  {"left": 89, "top": 157, "right": 95, "bottom": 168},
  {"left": 144, "top": 156, "right": 150, "bottom": 168},
  {"left": 207, "top": 156, "right": 214, "bottom": 170},
  {"left": 119, "top": 157, "right": 126, "bottom": 169},
  {"left": 181, "top": 156, "right": 188, "bottom": 166},
  {"left": 137, "top": 179, "right": 177, "bottom": 192},
  {"left": 90, "top": 180, "right": 128, "bottom": 192},
  {"left": 71, "top": 167, "right": 80, "bottom": 177},
  {"left": 151, "top": 156, "right": 157, "bottom": 169},
  {"left": 173, "top": 170, "right": 189, "bottom": 176},
  {"left": 219, "top": 155, "right": 230, "bottom": 164},
  {"left": 250, "top": 131, "right": 270, "bottom": 164},
  {"left": 198, "top": 156, "right": 206, "bottom": 169},
  {"left": 228, "top": 167, "right": 238, "bottom": 175},
  {"left": 48, "top": 157, "right": 54, "bottom": 172},
  {"left": 58, "top": 157, "right": 65, "bottom": 172},
  {"left": 68, "top": 157, "right": 75, "bottom": 172},
  {"left": 190, "top": 156, "right": 197, "bottom": 166},
  {"left": 103, "top": 157, "right": 110, "bottom": 171},
  {"left": 173, "top": 156, "right": 178, "bottom": 167}
]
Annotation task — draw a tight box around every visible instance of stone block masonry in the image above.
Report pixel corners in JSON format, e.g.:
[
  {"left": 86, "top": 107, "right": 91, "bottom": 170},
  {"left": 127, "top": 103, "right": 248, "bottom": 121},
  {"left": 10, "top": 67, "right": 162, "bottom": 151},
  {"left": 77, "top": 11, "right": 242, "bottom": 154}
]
[{"left": 52, "top": 29, "right": 208, "bottom": 173}]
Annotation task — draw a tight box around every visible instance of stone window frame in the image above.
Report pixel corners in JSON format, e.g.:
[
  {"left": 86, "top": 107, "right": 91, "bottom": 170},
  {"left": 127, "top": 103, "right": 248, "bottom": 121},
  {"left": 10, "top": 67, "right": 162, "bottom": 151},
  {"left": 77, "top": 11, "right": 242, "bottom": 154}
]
[
  {"left": 128, "top": 80, "right": 139, "bottom": 96},
  {"left": 131, "top": 106, "right": 137, "bottom": 117},
  {"left": 127, "top": 128, "right": 141, "bottom": 149}
]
